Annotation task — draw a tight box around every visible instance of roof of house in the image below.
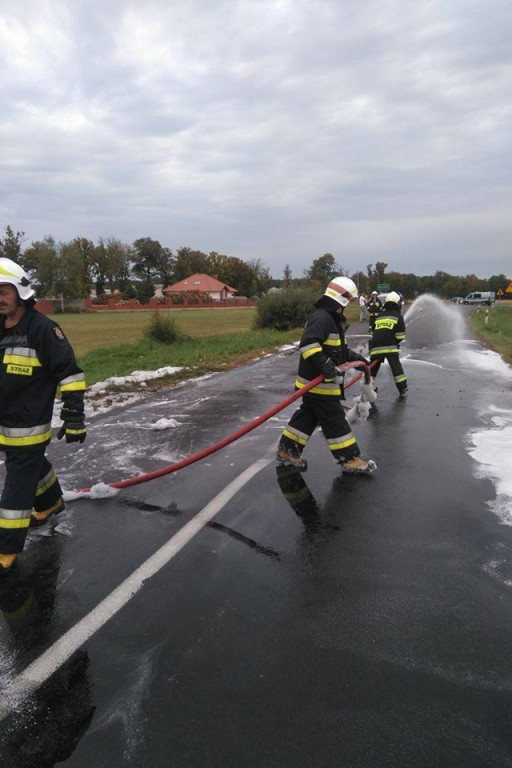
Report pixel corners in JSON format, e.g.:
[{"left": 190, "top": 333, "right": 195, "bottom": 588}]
[{"left": 164, "top": 273, "right": 237, "bottom": 293}]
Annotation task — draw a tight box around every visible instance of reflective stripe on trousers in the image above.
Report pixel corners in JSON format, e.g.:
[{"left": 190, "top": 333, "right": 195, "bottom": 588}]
[{"left": 0, "top": 448, "right": 62, "bottom": 554}]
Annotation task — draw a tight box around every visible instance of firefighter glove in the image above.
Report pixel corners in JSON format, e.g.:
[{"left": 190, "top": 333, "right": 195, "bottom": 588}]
[
  {"left": 335, "top": 369, "right": 345, "bottom": 386},
  {"left": 58, "top": 407, "right": 87, "bottom": 444},
  {"left": 321, "top": 359, "right": 337, "bottom": 382},
  {"left": 354, "top": 353, "right": 371, "bottom": 366}
]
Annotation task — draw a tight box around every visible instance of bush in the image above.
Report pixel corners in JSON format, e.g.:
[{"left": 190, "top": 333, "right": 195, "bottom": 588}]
[
  {"left": 254, "top": 286, "right": 318, "bottom": 330},
  {"left": 136, "top": 281, "right": 155, "bottom": 304},
  {"left": 120, "top": 282, "right": 137, "bottom": 299},
  {"left": 144, "top": 312, "right": 188, "bottom": 344}
]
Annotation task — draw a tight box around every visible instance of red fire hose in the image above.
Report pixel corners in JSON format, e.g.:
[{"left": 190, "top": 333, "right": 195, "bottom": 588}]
[{"left": 77, "top": 360, "right": 376, "bottom": 492}]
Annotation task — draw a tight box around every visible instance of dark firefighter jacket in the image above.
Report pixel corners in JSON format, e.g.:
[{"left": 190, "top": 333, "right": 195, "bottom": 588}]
[
  {"left": 369, "top": 304, "right": 406, "bottom": 357},
  {"left": 366, "top": 298, "right": 382, "bottom": 320},
  {"left": 0, "top": 308, "right": 86, "bottom": 450},
  {"left": 295, "top": 308, "right": 364, "bottom": 397}
]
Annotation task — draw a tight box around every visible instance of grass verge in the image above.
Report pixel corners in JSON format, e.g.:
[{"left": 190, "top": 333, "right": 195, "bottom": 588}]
[
  {"left": 466, "top": 304, "right": 512, "bottom": 366},
  {"left": 79, "top": 329, "right": 301, "bottom": 390}
]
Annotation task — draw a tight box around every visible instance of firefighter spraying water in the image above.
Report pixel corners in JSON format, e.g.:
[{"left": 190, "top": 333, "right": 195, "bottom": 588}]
[{"left": 369, "top": 291, "right": 408, "bottom": 397}]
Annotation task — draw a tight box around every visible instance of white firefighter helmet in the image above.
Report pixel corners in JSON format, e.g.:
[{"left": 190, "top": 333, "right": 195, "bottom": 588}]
[
  {"left": 0, "top": 258, "right": 35, "bottom": 301},
  {"left": 323, "top": 276, "right": 358, "bottom": 307},
  {"left": 371, "top": 290, "right": 378, "bottom": 296},
  {"left": 385, "top": 291, "right": 401, "bottom": 305}
]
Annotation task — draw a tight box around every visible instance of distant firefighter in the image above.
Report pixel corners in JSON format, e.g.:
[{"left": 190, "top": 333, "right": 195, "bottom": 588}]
[{"left": 366, "top": 290, "right": 383, "bottom": 333}]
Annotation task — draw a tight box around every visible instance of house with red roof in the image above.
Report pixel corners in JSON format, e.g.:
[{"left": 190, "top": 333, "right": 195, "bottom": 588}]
[{"left": 163, "top": 274, "right": 238, "bottom": 301}]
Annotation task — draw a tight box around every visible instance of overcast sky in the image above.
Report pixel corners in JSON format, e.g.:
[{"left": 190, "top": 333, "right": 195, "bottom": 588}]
[{"left": 1, "top": 0, "right": 511, "bottom": 279}]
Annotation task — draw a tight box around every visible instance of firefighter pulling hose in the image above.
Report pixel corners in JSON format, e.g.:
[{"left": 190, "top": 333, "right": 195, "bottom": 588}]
[
  {"left": 74, "top": 358, "right": 376, "bottom": 494},
  {"left": 276, "top": 276, "right": 377, "bottom": 474},
  {"left": 76, "top": 276, "right": 378, "bottom": 493},
  {"left": 75, "top": 275, "right": 379, "bottom": 493}
]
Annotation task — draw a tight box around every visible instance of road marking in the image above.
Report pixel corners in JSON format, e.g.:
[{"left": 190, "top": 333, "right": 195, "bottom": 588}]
[{"left": 0, "top": 456, "right": 272, "bottom": 722}]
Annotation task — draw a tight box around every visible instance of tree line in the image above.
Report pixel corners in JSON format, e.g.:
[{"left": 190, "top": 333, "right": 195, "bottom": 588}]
[
  {"left": 281, "top": 253, "right": 510, "bottom": 300},
  {"left": 0, "top": 227, "right": 509, "bottom": 302},
  {"left": 0, "top": 226, "right": 271, "bottom": 302}
]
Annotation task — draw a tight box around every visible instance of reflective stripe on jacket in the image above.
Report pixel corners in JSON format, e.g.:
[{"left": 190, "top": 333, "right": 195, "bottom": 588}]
[
  {"left": 366, "top": 299, "right": 382, "bottom": 317},
  {"left": 0, "top": 308, "right": 86, "bottom": 449},
  {"left": 370, "top": 309, "right": 406, "bottom": 357},
  {"left": 295, "top": 308, "right": 350, "bottom": 398}
]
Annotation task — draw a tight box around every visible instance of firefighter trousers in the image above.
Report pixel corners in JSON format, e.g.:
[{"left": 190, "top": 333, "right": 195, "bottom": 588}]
[
  {"left": 0, "top": 447, "right": 64, "bottom": 554},
  {"left": 371, "top": 352, "right": 408, "bottom": 393},
  {"left": 278, "top": 395, "right": 360, "bottom": 463}
]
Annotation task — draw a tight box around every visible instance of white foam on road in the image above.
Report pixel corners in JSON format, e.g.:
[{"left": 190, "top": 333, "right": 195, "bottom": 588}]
[
  {"left": 63, "top": 482, "right": 120, "bottom": 501},
  {"left": 461, "top": 346, "right": 512, "bottom": 525},
  {"left": 467, "top": 406, "right": 512, "bottom": 525}
]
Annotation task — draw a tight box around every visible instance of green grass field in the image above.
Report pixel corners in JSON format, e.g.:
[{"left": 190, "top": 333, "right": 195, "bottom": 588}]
[
  {"left": 53, "top": 308, "right": 307, "bottom": 389},
  {"left": 53, "top": 308, "right": 259, "bottom": 357}
]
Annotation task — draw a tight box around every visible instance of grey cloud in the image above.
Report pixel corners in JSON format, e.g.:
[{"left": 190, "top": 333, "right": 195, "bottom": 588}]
[{"left": 0, "top": 0, "right": 510, "bottom": 277}]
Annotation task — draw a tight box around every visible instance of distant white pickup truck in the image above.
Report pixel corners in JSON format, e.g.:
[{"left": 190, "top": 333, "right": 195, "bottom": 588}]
[{"left": 463, "top": 291, "right": 495, "bottom": 306}]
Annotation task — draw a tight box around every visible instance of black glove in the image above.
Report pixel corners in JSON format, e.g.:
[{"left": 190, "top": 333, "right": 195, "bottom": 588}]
[
  {"left": 57, "top": 407, "right": 86, "bottom": 444},
  {"left": 321, "top": 359, "right": 337, "bottom": 381},
  {"left": 348, "top": 350, "right": 370, "bottom": 366}
]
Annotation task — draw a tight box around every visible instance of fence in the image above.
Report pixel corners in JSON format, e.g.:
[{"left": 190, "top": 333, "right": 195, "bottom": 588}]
[
  {"left": 84, "top": 296, "right": 254, "bottom": 311},
  {"left": 35, "top": 296, "right": 255, "bottom": 315}
]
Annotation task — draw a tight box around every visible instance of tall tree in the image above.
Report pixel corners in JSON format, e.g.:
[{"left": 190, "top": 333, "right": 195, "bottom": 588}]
[
  {"left": 59, "top": 238, "right": 94, "bottom": 299},
  {"left": 21, "top": 237, "right": 60, "bottom": 296},
  {"left": 489, "top": 274, "right": 509, "bottom": 293},
  {"left": 0, "top": 225, "right": 25, "bottom": 261},
  {"left": 92, "top": 237, "right": 132, "bottom": 293},
  {"left": 246, "top": 258, "right": 271, "bottom": 295},
  {"left": 132, "top": 237, "right": 174, "bottom": 283},
  {"left": 351, "top": 270, "right": 366, "bottom": 295},
  {"left": 173, "top": 247, "right": 209, "bottom": 282},
  {"left": 304, "top": 253, "right": 344, "bottom": 286},
  {"left": 204, "top": 253, "right": 270, "bottom": 298},
  {"left": 374, "top": 261, "right": 388, "bottom": 283}
]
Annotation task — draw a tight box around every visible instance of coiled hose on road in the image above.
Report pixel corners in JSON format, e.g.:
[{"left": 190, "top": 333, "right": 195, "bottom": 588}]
[{"left": 78, "top": 360, "right": 375, "bottom": 493}]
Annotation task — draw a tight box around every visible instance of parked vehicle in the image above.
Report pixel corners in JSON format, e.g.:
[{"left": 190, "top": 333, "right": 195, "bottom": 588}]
[
  {"left": 462, "top": 291, "right": 495, "bottom": 306},
  {"left": 450, "top": 296, "right": 464, "bottom": 304},
  {"left": 378, "top": 292, "right": 404, "bottom": 307}
]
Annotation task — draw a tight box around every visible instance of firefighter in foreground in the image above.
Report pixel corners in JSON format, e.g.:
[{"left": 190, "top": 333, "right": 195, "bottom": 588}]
[
  {"left": 0, "top": 259, "right": 86, "bottom": 576},
  {"left": 276, "top": 276, "right": 377, "bottom": 474},
  {"left": 369, "top": 291, "right": 408, "bottom": 396}
]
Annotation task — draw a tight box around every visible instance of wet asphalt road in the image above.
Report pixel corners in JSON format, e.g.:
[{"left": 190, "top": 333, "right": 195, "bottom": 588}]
[{"left": 1, "top": 303, "right": 512, "bottom": 767}]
